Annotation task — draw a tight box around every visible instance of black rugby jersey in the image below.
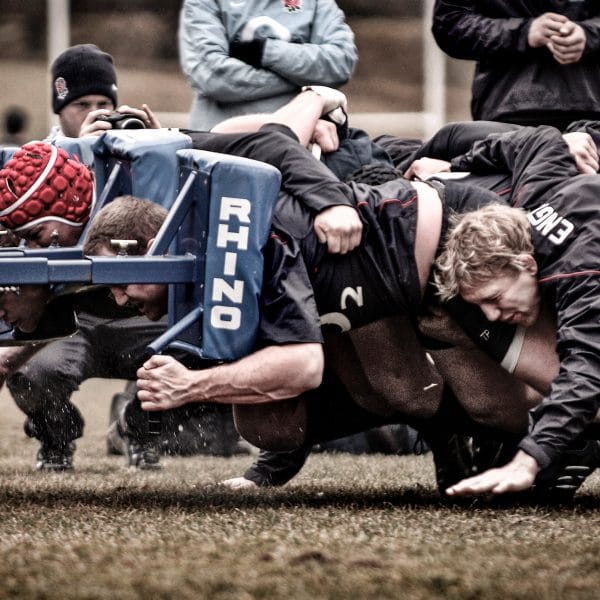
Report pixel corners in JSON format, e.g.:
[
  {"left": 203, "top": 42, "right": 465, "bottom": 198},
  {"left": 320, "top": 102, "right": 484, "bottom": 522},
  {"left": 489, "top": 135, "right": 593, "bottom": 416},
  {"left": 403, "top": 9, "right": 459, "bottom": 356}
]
[
  {"left": 271, "top": 175, "right": 499, "bottom": 333},
  {"left": 271, "top": 177, "right": 421, "bottom": 332}
]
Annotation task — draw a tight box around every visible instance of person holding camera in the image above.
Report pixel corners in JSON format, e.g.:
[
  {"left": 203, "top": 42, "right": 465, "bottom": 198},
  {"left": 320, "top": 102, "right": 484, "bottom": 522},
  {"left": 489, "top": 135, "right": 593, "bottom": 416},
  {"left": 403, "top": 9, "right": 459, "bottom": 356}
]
[{"left": 47, "top": 44, "right": 161, "bottom": 141}]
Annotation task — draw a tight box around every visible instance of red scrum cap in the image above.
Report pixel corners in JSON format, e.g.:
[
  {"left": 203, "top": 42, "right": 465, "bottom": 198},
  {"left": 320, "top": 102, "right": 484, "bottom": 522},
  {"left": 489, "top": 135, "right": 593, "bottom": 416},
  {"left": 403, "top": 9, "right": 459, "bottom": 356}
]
[{"left": 0, "top": 142, "right": 94, "bottom": 232}]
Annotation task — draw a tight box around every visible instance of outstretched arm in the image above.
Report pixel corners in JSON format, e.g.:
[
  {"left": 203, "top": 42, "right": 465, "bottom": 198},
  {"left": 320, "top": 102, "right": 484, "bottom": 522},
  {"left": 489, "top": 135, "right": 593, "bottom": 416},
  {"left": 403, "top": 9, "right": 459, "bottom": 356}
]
[
  {"left": 450, "top": 125, "right": 579, "bottom": 205},
  {"left": 136, "top": 343, "right": 323, "bottom": 410}
]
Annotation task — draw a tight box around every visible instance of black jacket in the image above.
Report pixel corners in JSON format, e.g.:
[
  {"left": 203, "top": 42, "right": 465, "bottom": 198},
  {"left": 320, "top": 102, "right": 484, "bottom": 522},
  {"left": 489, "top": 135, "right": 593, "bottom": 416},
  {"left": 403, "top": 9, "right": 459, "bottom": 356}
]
[{"left": 432, "top": 1, "right": 600, "bottom": 128}]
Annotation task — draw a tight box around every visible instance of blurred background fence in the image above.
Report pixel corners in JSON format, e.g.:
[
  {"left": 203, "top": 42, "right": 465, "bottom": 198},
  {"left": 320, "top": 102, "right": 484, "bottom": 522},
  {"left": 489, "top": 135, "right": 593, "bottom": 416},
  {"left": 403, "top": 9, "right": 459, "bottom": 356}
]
[{"left": 0, "top": 0, "right": 473, "bottom": 141}]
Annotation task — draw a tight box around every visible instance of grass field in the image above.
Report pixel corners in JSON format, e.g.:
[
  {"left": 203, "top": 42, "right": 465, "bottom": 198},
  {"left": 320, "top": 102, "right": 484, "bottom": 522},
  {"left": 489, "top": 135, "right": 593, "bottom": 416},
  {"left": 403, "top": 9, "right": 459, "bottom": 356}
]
[{"left": 1, "top": 380, "right": 599, "bottom": 599}]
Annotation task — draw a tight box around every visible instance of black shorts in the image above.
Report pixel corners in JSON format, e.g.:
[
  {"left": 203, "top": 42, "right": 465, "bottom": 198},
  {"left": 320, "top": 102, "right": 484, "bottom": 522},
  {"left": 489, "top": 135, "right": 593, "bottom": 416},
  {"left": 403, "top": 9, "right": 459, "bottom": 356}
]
[{"left": 445, "top": 297, "right": 522, "bottom": 371}]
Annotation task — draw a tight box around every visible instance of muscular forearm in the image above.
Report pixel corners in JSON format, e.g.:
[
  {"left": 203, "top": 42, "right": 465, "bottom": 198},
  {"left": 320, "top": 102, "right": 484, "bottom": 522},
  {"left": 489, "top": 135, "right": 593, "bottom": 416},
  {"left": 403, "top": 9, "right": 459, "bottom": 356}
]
[
  {"left": 192, "top": 352, "right": 319, "bottom": 403},
  {"left": 137, "top": 343, "right": 324, "bottom": 410},
  {"left": 211, "top": 90, "right": 324, "bottom": 147}
]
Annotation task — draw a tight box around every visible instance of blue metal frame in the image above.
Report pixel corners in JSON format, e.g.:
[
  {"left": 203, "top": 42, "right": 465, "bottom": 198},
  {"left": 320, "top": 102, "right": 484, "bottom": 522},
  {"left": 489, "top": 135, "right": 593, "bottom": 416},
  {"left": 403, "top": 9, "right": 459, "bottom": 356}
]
[{"left": 0, "top": 133, "right": 281, "bottom": 361}]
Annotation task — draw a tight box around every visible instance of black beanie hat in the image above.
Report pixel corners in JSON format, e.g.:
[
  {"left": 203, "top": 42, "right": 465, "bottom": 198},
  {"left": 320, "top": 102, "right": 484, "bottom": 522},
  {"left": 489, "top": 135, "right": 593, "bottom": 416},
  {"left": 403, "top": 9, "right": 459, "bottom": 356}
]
[{"left": 51, "top": 44, "right": 118, "bottom": 114}]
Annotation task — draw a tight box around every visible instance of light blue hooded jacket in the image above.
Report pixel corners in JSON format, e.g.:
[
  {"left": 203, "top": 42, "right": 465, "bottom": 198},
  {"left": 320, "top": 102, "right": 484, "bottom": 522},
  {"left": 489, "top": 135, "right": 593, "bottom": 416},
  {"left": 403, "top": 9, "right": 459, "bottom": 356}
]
[{"left": 178, "top": 0, "right": 358, "bottom": 130}]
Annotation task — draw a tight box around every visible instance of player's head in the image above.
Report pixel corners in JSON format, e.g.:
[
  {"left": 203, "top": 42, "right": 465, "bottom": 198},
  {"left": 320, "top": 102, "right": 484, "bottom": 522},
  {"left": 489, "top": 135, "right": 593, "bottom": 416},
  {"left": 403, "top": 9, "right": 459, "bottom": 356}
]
[
  {"left": 0, "top": 285, "right": 52, "bottom": 333},
  {"left": 51, "top": 44, "right": 118, "bottom": 137},
  {"left": 84, "top": 195, "right": 169, "bottom": 320},
  {"left": 435, "top": 203, "right": 540, "bottom": 327},
  {"left": 0, "top": 141, "right": 94, "bottom": 247},
  {"left": 84, "top": 194, "right": 166, "bottom": 256}
]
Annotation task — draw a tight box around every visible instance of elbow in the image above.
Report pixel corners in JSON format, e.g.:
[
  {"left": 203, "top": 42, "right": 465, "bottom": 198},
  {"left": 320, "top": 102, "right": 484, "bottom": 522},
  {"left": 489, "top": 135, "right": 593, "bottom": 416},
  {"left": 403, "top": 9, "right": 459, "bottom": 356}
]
[
  {"left": 330, "top": 55, "right": 357, "bottom": 85},
  {"left": 324, "top": 55, "right": 358, "bottom": 87},
  {"left": 430, "top": 24, "right": 458, "bottom": 56},
  {"left": 431, "top": 30, "right": 451, "bottom": 54},
  {"left": 329, "top": 73, "right": 352, "bottom": 88},
  {"left": 185, "top": 60, "right": 245, "bottom": 102}
]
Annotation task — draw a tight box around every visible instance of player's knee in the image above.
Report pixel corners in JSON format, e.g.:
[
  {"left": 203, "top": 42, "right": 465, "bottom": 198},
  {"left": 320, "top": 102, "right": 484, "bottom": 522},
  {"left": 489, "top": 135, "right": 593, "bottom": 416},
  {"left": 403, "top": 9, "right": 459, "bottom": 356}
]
[
  {"left": 233, "top": 400, "right": 308, "bottom": 451},
  {"left": 452, "top": 391, "right": 529, "bottom": 434},
  {"left": 6, "top": 372, "right": 41, "bottom": 410},
  {"left": 236, "top": 424, "right": 305, "bottom": 451},
  {"left": 13, "top": 353, "right": 74, "bottom": 387}
]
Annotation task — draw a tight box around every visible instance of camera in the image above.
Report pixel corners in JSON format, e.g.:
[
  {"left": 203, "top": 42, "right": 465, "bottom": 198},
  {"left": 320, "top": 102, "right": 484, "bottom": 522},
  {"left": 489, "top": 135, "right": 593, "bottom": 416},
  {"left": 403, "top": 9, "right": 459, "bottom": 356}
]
[{"left": 95, "top": 111, "right": 146, "bottom": 130}]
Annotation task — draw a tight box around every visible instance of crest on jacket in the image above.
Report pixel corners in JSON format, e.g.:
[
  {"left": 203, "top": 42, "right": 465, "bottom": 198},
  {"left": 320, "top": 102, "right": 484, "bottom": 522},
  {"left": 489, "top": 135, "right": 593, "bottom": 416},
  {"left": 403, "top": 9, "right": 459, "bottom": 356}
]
[{"left": 283, "top": 0, "right": 302, "bottom": 12}]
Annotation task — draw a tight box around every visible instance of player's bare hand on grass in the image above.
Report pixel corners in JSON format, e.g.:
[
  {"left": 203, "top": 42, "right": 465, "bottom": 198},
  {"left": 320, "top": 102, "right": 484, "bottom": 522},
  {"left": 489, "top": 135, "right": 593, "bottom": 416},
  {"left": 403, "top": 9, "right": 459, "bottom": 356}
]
[
  {"left": 314, "top": 205, "right": 362, "bottom": 254},
  {"left": 446, "top": 450, "right": 540, "bottom": 497},
  {"left": 137, "top": 354, "right": 192, "bottom": 410}
]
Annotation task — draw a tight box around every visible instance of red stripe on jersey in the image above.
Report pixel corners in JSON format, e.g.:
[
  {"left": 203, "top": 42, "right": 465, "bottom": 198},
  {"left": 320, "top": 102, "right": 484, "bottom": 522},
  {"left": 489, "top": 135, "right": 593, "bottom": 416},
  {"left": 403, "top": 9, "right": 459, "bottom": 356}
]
[
  {"left": 269, "top": 232, "right": 288, "bottom": 245},
  {"left": 540, "top": 270, "right": 600, "bottom": 284},
  {"left": 356, "top": 195, "right": 417, "bottom": 210}
]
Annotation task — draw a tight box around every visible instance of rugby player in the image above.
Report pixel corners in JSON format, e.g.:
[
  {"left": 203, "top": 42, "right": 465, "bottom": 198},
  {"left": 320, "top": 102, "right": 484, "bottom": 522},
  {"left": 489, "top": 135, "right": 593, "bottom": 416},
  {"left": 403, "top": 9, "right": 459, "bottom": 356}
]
[{"left": 80, "top": 127, "right": 537, "bottom": 483}]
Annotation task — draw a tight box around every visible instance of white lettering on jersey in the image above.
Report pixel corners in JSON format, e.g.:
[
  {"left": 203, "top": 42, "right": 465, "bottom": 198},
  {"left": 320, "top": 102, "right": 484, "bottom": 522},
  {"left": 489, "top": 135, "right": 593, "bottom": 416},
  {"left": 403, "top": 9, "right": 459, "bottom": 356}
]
[
  {"left": 319, "top": 312, "right": 352, "bottom": 332},
  {"left": 341, "top": 286, "right": 363, "bottom": 310},
  {"left": 528, "top": 203, "right": 574, "bottom": 245},
  {"left": 319, "top": 286, "right": 364, "bottom": 332}
]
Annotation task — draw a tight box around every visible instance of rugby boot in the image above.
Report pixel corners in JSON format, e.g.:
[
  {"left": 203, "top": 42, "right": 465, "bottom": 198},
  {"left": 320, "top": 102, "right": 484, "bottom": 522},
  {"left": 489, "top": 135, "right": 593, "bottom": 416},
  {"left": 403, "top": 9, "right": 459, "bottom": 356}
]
[
  {"left": 36, "top": 441, "right": 75, "bottom": 471},
  {"left": 106, "top": 419, "right": 129, "bottom": 456},
  {"left": 533, "top": 439, "right": 600, "bottom": 503},
  {"left": 421, "top": 430, "right": 476, "bottom": 493},
  {"left": 106, "top": 391, "right": 133, "bottom": 455},
  {"left": 126, "top": 437, "right": 162, "bottom": 470}
]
